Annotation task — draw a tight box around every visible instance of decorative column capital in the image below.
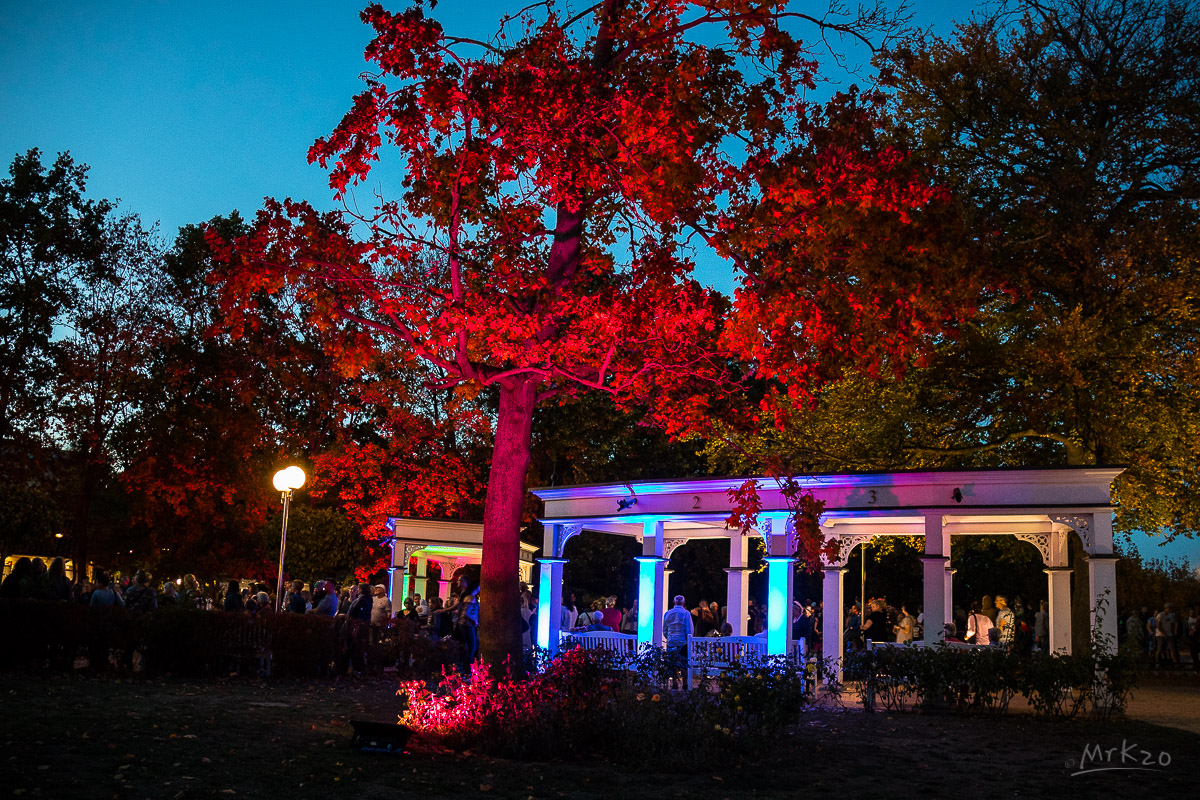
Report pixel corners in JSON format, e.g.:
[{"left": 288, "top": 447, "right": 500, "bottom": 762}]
[
  {"left": 634, "top": 556, "right": 668, "bottom": 564},
  {"left": 552, "top": 523, "right": 583, "bottom": 558},
  {"left": 401, "top": 543, "right": 427, "bottom": 564},
  {"left": 1049, "top": 513, "right": 1094, "bottom": 551},
  {"left": 662, "top": 538, "right": 689, "bottom": 560},
  {"left": 829, "top": 533, "right": 873, "bottom": 567},
  {"left": 537, "top": 556, "right": 569, "bottom": 565}
]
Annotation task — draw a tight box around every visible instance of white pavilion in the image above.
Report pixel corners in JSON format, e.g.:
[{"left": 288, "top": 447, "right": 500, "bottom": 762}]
[
  {"left": 530, "top": 466, "right": 1123, "bottom": 668},
  {"left": 386, "top": 516, "right": 539, "bottom": 602}
]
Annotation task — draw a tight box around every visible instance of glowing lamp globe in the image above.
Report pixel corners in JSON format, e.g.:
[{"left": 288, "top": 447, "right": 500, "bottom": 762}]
[{"left": 272, "top": 466, "right": 306, "bottom": 493}]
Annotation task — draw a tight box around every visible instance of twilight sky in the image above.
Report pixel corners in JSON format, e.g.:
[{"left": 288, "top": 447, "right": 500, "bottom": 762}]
[{"left": 2, "top": 0, "right": 1195, "bottom": 569}]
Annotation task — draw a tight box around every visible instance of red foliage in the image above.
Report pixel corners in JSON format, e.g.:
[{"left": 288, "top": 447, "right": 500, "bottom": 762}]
[{"left": 210, "top": 1, "right": 979, "bottom": 667}]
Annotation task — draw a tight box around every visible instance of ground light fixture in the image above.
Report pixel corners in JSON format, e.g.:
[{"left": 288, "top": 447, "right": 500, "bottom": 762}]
[{"left": 272, "top": 466, "right": 306, "bottom": 611}]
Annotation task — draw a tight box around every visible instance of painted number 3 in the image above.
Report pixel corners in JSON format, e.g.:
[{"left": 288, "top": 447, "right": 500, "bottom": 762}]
[{"left": 868, "top": 490, "right": 877, "bottom": 505}]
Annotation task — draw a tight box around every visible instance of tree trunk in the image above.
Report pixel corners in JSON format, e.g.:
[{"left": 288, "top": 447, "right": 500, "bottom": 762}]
[
  {"left": 478, "top": 376, "right": 538, "bottom": 676},
  {"left": 73, "top": 461, "right": 96, "bottom": 584}
]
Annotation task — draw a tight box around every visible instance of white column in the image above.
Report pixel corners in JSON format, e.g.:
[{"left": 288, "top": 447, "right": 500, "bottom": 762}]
[
  {"left": 944, "top": 567, "right": 955, "bottom": 629},
  {"left": 922, "top": 514, "right": 948, "bottom": 646},
  {"left": 1045, "top": 567, "right": 1073, "bottom": 654},
  {"left": 639, "top": 520, "right": 667, "bottom": 650},
  {"left": 762, "top": 513, "right": 795, "bottom": 657},
  {"left": 536, "top": 557, "right": 566, "bottom": 653},
  {"left": 764, "top": 556, "right": 794, "bottom": 656},
  {"left": 414, "top": 551, "right": 428, "bottom": 599},
  {"left": 1088, "top": 557, "right": 1118, "bottom": 654},
  {"left": 387, "top": 567, "right": 402, "bottom": 608},
  {"left": 387, "top": 539, "right": 403, "bottom": 605},
  {"left": 1045, "top": 529, "right": 1071, "bottom": 654},
  {"left": 822, "top": 566, "right": 846, "bottom": 680},
  {"left": 1088, "top": 513, "right": 1118, "bottom": 655},
  {"left": 725, "top": 534, "right": 750, "bottom": 635}
]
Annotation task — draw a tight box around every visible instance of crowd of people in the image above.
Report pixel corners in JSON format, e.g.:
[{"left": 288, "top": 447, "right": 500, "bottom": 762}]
[
  {"left": 6, "top": 557, "right": 1198, "bottom": 672},
  {"left": 844, "top": 594, "right": 1029, "bottom": 651},
  {"left": 1123, "top": 604, "right": 1198, "bottom": 669}
]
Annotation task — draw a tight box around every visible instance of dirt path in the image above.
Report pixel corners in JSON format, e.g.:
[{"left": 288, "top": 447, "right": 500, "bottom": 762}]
[
  {"left": 1126, "top": 675, "right": 1200, "bottom": 735},
  {"left": 1, "top": 673, "right": 1196, "bottom": 799}
]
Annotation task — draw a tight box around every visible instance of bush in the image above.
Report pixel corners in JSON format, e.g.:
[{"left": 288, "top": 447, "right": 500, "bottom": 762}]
[
  {"left": 397, "top": 646, "right": 817, "bottom": 769},
  {"left": 714, "top": 656, "right": 812, "bottom": 733},
  {"left": 839, "top": 642, "right": 1139, "bottom": 720}
]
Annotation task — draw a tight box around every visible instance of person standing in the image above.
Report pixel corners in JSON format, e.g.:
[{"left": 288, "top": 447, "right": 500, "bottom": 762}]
[
  {"left": 88, "top": 573, "right": 124, "bottom": 608},
  {"left": 620, "top": 600, "right": 638, "bottom": 634},
  {"left": 966, "top": 603, "right": 993, "bottom": 645},
  {"left": 370, "top": 585, "right": 391, "bottom": 630},
  {"left": 861, "top": 600, "right": 889, "bottom": 645},
  {"left": 223, "top": 580, "right": 244, "bottom": 612},
  {"left": 1035, "top": 600, "right": 1050, "bottom": 652},
  {"left": 599, "top": 595, "right": 622, "bottom": 631},
  {"left": 662, "top": 594, "right": 694, "bottom": 677},
  {"left": 287, "top": 580, "right": 307, "bottom": 613},
  {"left": 124, "top": 570, "right": 158, "bottom": 616},
  {"left": 1156, "top": 604, "right": 1179, "bottom": 667},
  {"left": 845, "top": 604, "right": 862, "bottom": 651},
  {"left": 1187, "top": 607, "right": 1200, "bottom": 671},
  {"left": 560, "top": 590, "right": 579, "bottom": 631},
  {"left": 893, "top": 604, "right": 917, "bottom": 644},
  {"left": 995, "top": 595, "right": 1016, "bottom": 649},
  {"left": 981, "top": 595, "right": 998, "bottom": 624},
  {"left": 311, "top": 581, "right": 338, "bottom": 616},
  {"left": 454, "top": 573, "right": 480, "bottom": 676}
]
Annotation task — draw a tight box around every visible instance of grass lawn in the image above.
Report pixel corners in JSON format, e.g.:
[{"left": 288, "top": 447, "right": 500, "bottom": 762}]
[{"left": 1, "top": 672, "right": 1195, "bottom": 799}]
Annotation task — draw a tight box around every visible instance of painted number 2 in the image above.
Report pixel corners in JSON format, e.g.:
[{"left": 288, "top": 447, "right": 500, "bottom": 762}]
[{"left": 693, "top": 495, "right": 701, "bottom": 509}]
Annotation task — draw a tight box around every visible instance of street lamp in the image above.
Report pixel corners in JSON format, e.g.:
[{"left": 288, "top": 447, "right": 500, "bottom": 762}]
[{"left": 272, "top": 466, "right": 306, "bottom": 611}]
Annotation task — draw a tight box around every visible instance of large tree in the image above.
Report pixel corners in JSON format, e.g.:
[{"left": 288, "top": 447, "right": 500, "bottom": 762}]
[
  {"left": 871, "top": 0, "right": 1200, "bottom": 538},
  {"left": 54, "top": 210, "right": 165, "bottom": 573},
  {"left": 0, "top": 149, "right": 110, "bottom": 479},
  {"left": 216, "top": 1, "right": 972, "bottom": 670}
]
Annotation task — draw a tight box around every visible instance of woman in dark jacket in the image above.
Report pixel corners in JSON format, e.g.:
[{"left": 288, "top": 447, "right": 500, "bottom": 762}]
[{"left": 223, "top": 580, "right": 244, "bottom": 612}]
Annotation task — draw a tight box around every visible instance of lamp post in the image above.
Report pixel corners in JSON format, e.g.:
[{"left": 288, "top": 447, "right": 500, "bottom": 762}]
[{"left": 272, "top": 466, "right": 306, "bottom": 612}]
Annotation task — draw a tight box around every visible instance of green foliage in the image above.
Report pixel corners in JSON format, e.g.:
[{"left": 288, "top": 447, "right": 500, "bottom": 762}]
[
  {"left": 0, "top": 149, "right": 111, "bottom": 457},
  {"left": 839, "top": 638, "right": 1140, "bottom": 720},
  {"left": 1115, "top": 544, "right": 1200, "bottom": 613},
  {"left": 0, "top": 483, "right": 64, "bottom": 556},
  {"left": 400, "top": 645, "right": 816, "bottom": 769},
  {"left": 261, "top": 504, "right": 364, "bottom": 586},
  {"left": 713, "top": 656, "right": 812, "bottom": 733},
  {"left": 875, "top": 0, "right": 1200, "bottom": 535}
]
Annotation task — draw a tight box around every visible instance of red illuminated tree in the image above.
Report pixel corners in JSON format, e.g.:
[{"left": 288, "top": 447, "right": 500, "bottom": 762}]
[{"left": 215, "top": 1, "right": 975, "bottom": 670}]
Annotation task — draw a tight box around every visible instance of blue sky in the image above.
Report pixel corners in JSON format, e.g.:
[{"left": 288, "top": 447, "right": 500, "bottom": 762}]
[{"left": 2, "top": 0, "right": 1196, "bottom": 569}]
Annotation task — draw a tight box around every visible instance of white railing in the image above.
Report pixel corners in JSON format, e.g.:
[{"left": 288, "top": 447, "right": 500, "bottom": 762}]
[
  {"left": 562, "top": 630, "right": 638, "bottom": 663},
  {"left": 867, "top": 639, "right": 927, "bottom": 650}
]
